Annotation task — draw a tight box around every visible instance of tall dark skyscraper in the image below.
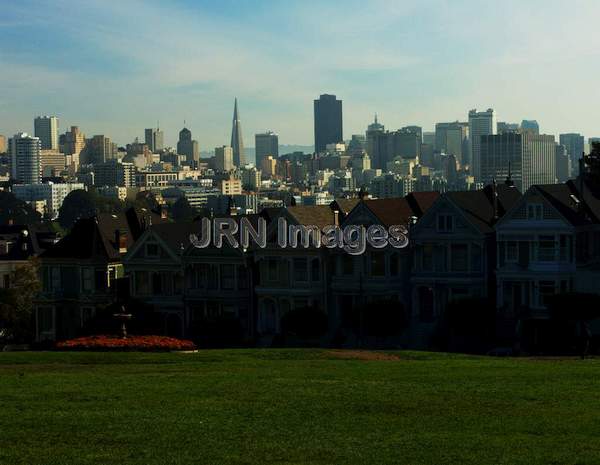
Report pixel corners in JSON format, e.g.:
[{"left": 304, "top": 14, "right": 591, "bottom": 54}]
[
  {"left": 177, "top": 126, "right": 199, "bottom": 166},
  {"left": 230, "top": 98, "right": 245, "bottom": 167},
  {"left": 314, "top": 94, "right": 342, "bottom": 154}
]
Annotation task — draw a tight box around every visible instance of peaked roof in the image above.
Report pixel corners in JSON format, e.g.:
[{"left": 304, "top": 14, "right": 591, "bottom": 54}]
[
  {"left": 447, "top": 184, "right": 521, "bottom": 233},
  {"left": 533, "top": 183, "right": 595, "bottom": 227},
  {"left": 0, "top": 224, "right": 59, "bottom": 261},
  {"left": 41, "top": 217, "right": 121, "bottom": 261},
  {"left": 286, "top": 205, "right": 336, "bottom": 229},
  {"left": 331, "top": 198, "right": 360, "bottom": 215}
]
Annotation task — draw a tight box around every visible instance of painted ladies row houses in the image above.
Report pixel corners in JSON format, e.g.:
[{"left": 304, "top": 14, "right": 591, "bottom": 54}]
[{"left": 32, "top": 176, "right": 600, "bottom": 349}]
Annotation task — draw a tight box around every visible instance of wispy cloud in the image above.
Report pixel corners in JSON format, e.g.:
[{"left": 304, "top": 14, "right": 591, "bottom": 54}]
[{"left": 0, "top": 0, "right": 599, "bottom": 147}]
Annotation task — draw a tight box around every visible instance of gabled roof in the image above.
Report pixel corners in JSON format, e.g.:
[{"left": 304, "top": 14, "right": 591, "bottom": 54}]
[
  {"left": 533, "top": 183, "right": 594, "bottom": 227},
  {"left": 361, "top": 198, "right": 416, "bottom": 227},
  {"left": 0, "top": 224, "right": 59, "bottom": 261},
  {"left": 41, "top": 217, "right": 121, "bottom": 261},
  {"left": 447, "top": 184, "right": 521, "bottom": 233},
  {"left": 41, "top": 207, "right": 165, "bottom": 262},
  {"left": 406, "top": 192, "right": 440, "bottom": 217},
  {"left": 331, "top": 198, "right": 360, "bottom": 215},
  {"left": 286, "top": 205, "right": 336, "bottom": 229}
]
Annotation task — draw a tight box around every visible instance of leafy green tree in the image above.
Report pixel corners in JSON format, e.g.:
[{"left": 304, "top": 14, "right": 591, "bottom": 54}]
[
  {"left": 58, "top": 189, "right": 96, "bottom": 229},
  {"left": 0, "top": 258, "right": 41, "bottom": 343},
  {"left": 170, "top": 197, "right": 196, "bottom": 222},
  {"left": 0, "top": 191, "right": 41, "bottom": 225}
]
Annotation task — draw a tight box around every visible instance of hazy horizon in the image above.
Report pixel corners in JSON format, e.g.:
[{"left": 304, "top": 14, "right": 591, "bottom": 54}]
[{"left": 1, "top": 0, "right": 599, "bottom": 149}]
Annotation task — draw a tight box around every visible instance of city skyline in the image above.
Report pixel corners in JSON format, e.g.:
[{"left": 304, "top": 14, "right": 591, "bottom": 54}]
[{"left": 1, "top": 0, "right": 600, "bottom": 148}]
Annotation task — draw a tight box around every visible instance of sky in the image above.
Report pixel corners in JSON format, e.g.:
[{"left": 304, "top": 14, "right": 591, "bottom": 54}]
[{"left": 1, "top": 0, "right": 599, "bottom": 150}]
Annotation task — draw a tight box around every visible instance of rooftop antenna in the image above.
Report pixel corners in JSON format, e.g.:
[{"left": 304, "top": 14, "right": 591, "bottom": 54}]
[
  {"left": 505, "top": 161, "right": 515, "bottom": 187},
  {"left": 492, "top": 178, "right": 499, "bottom": 220}
]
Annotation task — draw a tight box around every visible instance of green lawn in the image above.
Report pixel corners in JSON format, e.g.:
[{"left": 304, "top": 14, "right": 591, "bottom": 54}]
[{"left": 1, "top": 350, "right": 599, "bottom": 465}]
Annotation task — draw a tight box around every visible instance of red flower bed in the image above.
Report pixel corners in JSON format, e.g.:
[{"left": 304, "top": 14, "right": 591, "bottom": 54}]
[{"left": 56, "top": 335, "right": 196, "bottom": 351}]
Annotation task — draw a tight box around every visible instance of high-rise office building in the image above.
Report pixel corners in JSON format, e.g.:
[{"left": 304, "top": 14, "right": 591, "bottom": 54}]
[
  {"left": 0, "top": 135, "right": 6, "bottom": 154},
  {"left": 555, "top": 144, "right": 571, "bottom": 183},
  {"left": 255, "top": 131, "right": 279, "bottom": 168},
  {"left": 145, "top": 127, "right": 164, "bottom": 152},
  {"left": 215, "top": 145, "right": 234, "bottom": 172},
  {"left": 521, "top": 120, "right": 539, "bottom": 134},
  {"left": 10, "top": 133, "right": 42, "bottom": 184},
  {"left": 469, "top": 108, "right": 496, "bottom": 180},
  {"left": 177, "top": 127, "right": 199, "bottom": 166},
  {"left": 34, "top": 116, "right": 59, "bottom": 150},
  {"left": 497, "top": 122, "right": 520, "bottom": 134},
  {"left": 86, "top": 135, "right": 116, "bottom": 165},
  {"left": 435, "top": 122, "right": 469, "bottom": 165},
  {"left": 94, "top": 160, "right": 135, "bottom": 187},
  {"left": 559, "top": 133, "right": 585, "bottom": 176},
  {"left": 422, "top": 131, "right": 435, "bottom": 146},
  {"left": 314, "top": 94, "right": 343, "bottom": 153},
  {"left": 366, "top": 115, "right": 386, "bottom": 169},
  {"left": 261, "top": 156, "right": 277, "bottom": 179},
  {"left": 231, "top": 98, "right": 245, "bottom": 167},
  {"left": 390, "top": 127, "right": 421, "bottom": 160},
  {"left": 480, "top": 131, "right": 555, "bottom": 192}
]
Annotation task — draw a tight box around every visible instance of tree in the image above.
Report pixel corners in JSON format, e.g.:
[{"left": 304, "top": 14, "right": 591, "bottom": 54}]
[
  {"left": 0, "top": 191, "right": 41, "bottom": 225},
  {"left": 439, "top": 297, "right": 496, "bottom": 353},
  {"left": 547, "top": 292, "right": 600, "bottom": 358},
  {"left": 345, "top": 299, "right": 408, "bottom": 345},
  {"left": 131, "top": 190, "right": 161, "bottom": 214},
  {"left": 171, "top": 197, "right": 196, "bottom": 222},
  {"left": 0, "top": 258, "right": 41, "bottom": 343},
  {"left": 58, "top": 189, "right": 96, "bottom": 229},
  {"left": 280, "top": 306, "right": 328, "bottom": 340}
]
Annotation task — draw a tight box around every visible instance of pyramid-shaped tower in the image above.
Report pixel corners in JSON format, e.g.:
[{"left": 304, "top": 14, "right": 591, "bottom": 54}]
[{"left": 230, "top": 98, "right": 245, "bottom": 167}]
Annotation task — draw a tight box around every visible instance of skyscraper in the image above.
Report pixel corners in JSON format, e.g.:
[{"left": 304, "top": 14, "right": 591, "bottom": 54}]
[
  {"left": 34, "top": 116, "right": 59, "bottom": 150},
  {"left": 0, "top": 135, "right": 6, "bottom": 154},
  {"left": 10, "top": 133, "right": 42, "bottom": 184},
  {"left": 555, "top": 144, "right": 571, "bottom": 183},
  {"left": 521, "top": 120, "right": 539, "bottom": 134},
  {"left": 468, "top": 108, "right": 496, "bottom": 180},
  {"left": 559, "top": 133, "right": 585, "bottom": 176},
  {"left": 480, "top": 131, "right": 556, "bottom": 191},
  {"left": 86, "top": 135, "right": 116, "bottom": 165},
  {"left": 177, "top": 127, "right": 199, "bottom": 166},
  {"left": 365, "top": 115, "right": 386, "bottom": 169},
  {"left": 230, "top": 98, "right": 245, "bottom": 167},
  {"left": 435, "top": 122, "right": 469, "bottom": 165},
  {"left": 255, "top": 131, "right": 279, "bottom": 168},
  {"left": 215, "top": 146, "right": 234, "bottom": 172},
  {"left": 145, "top": 127, "right": 164, "bottom": 152},
  {"left": 314, "top": 94, "right": 343, "bottom": 154}
]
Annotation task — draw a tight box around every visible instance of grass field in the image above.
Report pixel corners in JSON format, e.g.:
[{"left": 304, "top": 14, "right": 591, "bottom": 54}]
[{"left": 1, "top": 350, "right": 600, "bottom": 465}]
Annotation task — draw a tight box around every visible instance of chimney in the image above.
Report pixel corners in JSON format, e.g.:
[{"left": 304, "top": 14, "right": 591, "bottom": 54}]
[
  {"left": 333, "top": 210, "right": 340, "bottom": 226},
  {"left": 115, "top": 230, "right": 128, "bottom": 254}
]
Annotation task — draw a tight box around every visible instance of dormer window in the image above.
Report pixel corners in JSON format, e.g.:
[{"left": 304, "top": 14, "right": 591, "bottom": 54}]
[
  {"left": 527, "top": 204, "right": 543, "bottom": 220},
  {"left": 437, "top": 214, "right": 454, "bottom": 232}
]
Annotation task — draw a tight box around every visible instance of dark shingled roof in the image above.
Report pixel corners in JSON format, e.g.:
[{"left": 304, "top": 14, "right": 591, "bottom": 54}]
[
  {"left": 0, "top": 224, "right": 59, "bottom": 261},
  {"left": 534, "top": 183, "right": 594, "bottom": 227},
  {"left": 331, "top": 198, "right": 360, "bottom": 215},
  {"left": 41, "top": 207, "right": 166, "bottom": 261},
  {"left": 448, "top": 184, "right": 521, "bottom": 233},
  {"left": 286, "top": 205, "right": 337, "bottom": 229}
]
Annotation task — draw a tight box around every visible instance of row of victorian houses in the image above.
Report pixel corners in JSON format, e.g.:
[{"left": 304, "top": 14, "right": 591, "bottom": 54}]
[{"left": 27, "top": 175, "right": 600, "bottom": 350}]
